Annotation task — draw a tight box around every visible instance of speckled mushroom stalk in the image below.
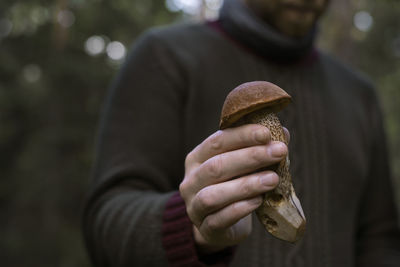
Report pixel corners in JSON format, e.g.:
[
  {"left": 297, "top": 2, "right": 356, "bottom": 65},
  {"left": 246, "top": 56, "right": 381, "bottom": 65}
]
[{"left": 220, "top": 81, "right": 306, "bottom": 243}]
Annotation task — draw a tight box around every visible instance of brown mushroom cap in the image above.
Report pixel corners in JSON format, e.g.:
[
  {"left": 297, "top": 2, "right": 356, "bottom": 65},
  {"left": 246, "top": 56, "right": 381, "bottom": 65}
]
[{"left": 219, "top": 81, "right": 292, "bottom": 129}]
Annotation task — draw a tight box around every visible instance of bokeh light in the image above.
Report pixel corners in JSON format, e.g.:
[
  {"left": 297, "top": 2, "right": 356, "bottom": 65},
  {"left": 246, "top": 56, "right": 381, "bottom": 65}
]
[
  {"left": 205, "top": 0, "right": 223, "bottom": 11},
  {"left": 353, "top": 11, "right": 373, "bottom": 32},
  {"left": 204, "top": 0, "right": 223, "bottom": 19},
  {"left": 22, "top": 64, "right": 42, "bottom": 83},
  {"left": 85, "top": 35, "right": 106, "bottom": 56},
  {"left": 106, "top": 41, "right": 126, "bottom": 61},
  {"left": 166, "top": 0, "right": 181, "bottom": 12},
  {"left": 166, "top": 0, "right": 202, "bottom": 15},
  {"left": 30, "top": 6, "right": 50, "bottom": 25},
  {"left": 166, "top": 0, "right": 224, "bottom": 19}
]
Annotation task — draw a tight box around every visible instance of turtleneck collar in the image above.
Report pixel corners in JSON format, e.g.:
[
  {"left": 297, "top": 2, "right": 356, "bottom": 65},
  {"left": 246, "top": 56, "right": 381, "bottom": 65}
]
[{"left": 218, "top": 0, "right": 317, "bottom": 63}]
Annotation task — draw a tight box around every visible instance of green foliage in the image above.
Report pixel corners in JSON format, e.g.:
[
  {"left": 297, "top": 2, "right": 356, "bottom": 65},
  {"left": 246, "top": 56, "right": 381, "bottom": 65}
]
[
  {"left": 319, "top": 0, "right": 400, "bottom": 209},
  {"left": 364, "top": 2, "right": 400, "bottom": 202},
  {"left": 0, "top": 0, "right": 178, "bottom": 266}
]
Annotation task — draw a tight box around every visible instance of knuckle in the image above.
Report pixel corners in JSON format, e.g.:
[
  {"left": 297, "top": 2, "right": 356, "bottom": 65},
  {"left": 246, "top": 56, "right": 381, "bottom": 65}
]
[
  {"left": 185, "top": 151, "right": 195, "bottom": 167},
  {"left": 204, "top": 155, "right": 223, "bottom": 179},
  {"left": 246, "top": 124, "right": 270, "bottom": 140},
  {"left": 250, "top": 147, "right": 266, "bottom": 165},
  {"left": 204, "top": 216, "right": 223, "bottom": 233},
  {"left": 185, "top": 204, "right": 193, "bottom": 217},
  {"left": 179, "top": 180, "right": 188, "bottom": 197},
  {"left": 186, "top": 205, "right": 196, "bottom": 221},
  {"left": 237, "top": 124, "right": 253, "bottom": 142},
  {"left": 179, "top": 180, "right": 194, "bottom": 203},
  {"left": 236, "top": 125, "right": 250, "bottom": 142},
  {"left": 208, "top": 130, "right": 223, "bottom": 151},
  {"left": 183, "top": 198, "right": 201, "bottom": 227},
  {"left": 230, "top": 201, "right": 242, "bottom": 215},
  {"left": 186, "top": 207, "right": 201, "bottom": 227},
  {"left": 239, "top": 179, "right": 253, "bottom": 197},
  {"left": 195, "top": 189, "right": 214, "bottom": 214},
  {"left": 248, "top": 124, "right": 264, "bottom": 133}
]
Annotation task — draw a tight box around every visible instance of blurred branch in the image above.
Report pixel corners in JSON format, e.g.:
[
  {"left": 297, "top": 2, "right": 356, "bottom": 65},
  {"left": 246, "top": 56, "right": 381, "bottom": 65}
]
[{"left": 52, "top": 0, "right": 68, "bottom": 51}]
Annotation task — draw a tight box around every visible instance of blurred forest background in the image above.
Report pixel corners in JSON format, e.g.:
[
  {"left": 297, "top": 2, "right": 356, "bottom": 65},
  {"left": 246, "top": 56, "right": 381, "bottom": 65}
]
[{"left": 0, "top": 0, "right": 399, "bottom": 266}]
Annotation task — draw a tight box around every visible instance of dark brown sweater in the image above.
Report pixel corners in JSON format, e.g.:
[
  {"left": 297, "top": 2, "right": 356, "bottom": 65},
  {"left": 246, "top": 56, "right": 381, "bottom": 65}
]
[{"left": 82, "top": 2, "right": 400, "bottom": 266}]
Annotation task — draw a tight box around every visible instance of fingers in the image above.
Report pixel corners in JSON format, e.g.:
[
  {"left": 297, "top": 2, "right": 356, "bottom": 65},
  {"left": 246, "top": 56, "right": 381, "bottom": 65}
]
[
  {"left": 192, "top": 215, "right": 252, "bottom": 253},
  {"left": 198, "top": 196, "right": 262, "bottom": 241},
  {"left": 187, "top": 141, "right": 286, "bottom": 194},
  {"left": 186, "top": 124, "right": 271, "bottom": 167},
  {"left": 180, "top": 124, "right": 291, "bottom": 251},
  {"left": 189, "top": 170, "right": 279, "bottom": 226}
]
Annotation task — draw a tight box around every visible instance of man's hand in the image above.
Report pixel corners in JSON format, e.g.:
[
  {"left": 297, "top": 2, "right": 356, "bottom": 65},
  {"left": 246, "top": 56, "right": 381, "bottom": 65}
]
[{"left": 179, "top": 124, "right": 289, "bottom": 253}]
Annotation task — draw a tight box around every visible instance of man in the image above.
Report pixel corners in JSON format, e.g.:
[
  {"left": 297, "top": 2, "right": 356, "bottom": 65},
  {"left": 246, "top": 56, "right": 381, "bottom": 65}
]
[{"left": 83, "top": 0, "right": 400, "bottom": 266}]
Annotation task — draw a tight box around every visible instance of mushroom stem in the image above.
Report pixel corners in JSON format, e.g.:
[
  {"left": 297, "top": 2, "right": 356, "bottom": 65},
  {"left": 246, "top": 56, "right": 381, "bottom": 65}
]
[{"left": 241, "top": 109, "right": 306, "bottom": 243}]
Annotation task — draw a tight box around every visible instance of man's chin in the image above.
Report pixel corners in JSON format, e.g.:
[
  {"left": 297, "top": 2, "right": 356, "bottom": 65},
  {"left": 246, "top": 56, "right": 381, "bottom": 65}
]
[{"left": 274, "top": 13, "right": 316, "bottom": 38}]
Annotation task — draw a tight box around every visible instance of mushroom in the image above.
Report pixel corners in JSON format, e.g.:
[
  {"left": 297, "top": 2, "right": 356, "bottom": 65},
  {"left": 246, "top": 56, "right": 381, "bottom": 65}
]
[{"left": 219, "top": 81, "right": 306, "bottom": 243}]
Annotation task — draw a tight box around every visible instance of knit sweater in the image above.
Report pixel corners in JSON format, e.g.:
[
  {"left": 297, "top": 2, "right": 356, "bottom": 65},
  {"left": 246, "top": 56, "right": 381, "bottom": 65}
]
[{"left": 82, "top": 1, "right": 400, "bottom": 266}]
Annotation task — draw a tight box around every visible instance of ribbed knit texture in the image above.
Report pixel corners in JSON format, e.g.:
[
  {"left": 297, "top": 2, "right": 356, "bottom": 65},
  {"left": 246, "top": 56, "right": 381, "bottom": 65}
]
[
  {"left": 211, "top": 33, "right": 333, "bottom": 267},
  {"left": 214, "top": 3, "right": 331, "bottom": 263},
  {"left": 162, "top": 192, "right": 234, "bottom": 266},
  {"left": 83, "top": 2, "right": 400, "bottom": 265},
  {"left": 268, "top": 65, "right": 331, "bottom": 267},
  {"left": 162, "top": 192, "right": 198, "bottom": 266}
]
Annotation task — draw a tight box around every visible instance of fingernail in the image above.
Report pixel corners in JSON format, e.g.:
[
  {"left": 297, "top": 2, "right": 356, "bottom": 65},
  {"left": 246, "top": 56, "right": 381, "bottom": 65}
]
[
  {"left": 271, "top": 142, "right": 287, "bottom": 157},
  {"left": 254, "top": 128, "right": 269, "bottom": 143},
  {"left": 260, "top": 173, "right": 279, "bottom": 186}
]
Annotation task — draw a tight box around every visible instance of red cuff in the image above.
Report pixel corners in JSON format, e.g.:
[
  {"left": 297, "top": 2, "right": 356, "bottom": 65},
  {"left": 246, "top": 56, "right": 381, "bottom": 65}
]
[{"left": 162, "top": 192, "right": 235, "bottom": 266}]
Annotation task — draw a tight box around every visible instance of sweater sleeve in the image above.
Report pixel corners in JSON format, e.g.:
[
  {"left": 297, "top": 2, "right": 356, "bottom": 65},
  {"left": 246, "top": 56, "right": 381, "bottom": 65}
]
[
  {"left": 82, "top": 29, "right": 234, "bottom": 266},
  {"left": 355, "top": 91, "right": 400, "bottom": 266},
  {"left": 82, "top": 30, "right": 186, "bottom": 266}
]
